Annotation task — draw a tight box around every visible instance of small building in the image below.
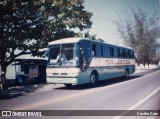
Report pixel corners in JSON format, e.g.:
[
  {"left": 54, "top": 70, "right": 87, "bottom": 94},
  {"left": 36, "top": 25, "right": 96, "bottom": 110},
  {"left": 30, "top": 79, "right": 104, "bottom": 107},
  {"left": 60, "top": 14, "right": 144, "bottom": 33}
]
[
  {"left": 14, "top": 59, "right": 47, "bottom": 85},
  {"left": 2, "top": 59, "right": 47, "bottom": 89}
]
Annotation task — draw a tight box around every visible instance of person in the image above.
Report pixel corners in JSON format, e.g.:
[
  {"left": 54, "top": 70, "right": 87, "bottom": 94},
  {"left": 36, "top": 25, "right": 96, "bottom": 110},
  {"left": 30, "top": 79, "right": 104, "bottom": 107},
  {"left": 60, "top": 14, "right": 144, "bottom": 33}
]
[{"left": 56, "top": 49, "right": 67, "bottom": 61}]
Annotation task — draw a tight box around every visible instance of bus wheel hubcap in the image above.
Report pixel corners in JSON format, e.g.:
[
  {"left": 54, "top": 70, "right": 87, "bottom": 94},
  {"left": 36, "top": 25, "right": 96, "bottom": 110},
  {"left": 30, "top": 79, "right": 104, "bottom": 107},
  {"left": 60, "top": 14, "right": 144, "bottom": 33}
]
[
  {"left": 91, "top": 74, "right": 96, "bottom": 84},
  {"left": 126, "top": 70, "right": 129, "bottom": 78}
]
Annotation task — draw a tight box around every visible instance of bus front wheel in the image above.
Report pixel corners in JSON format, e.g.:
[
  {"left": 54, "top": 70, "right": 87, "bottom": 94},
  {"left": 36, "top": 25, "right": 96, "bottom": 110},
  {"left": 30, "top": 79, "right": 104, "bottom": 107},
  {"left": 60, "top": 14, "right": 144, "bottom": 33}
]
[
  {"left": 125, "top": 69, "right": 129, "bottom": 79},
  {"left": 90, "top": 73, "right": 97, "bottom": 86}
]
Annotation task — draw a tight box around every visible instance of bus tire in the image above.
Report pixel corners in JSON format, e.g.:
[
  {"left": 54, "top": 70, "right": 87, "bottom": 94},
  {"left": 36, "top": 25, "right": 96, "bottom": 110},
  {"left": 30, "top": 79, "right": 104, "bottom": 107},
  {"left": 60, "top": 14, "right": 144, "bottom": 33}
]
[
  {"left": 125, "top": 69, "right": 129, "bottom": 79},
  {"left": 90, "top": 73, "right": 97, "bottom": 86}
]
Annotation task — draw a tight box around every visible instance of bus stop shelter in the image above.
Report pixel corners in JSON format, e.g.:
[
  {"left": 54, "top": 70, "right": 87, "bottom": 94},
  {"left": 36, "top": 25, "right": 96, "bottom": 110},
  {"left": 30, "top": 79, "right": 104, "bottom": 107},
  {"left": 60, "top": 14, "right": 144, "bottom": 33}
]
[{"left": 1, "top": 59, "right": 47, "bottom": 89}]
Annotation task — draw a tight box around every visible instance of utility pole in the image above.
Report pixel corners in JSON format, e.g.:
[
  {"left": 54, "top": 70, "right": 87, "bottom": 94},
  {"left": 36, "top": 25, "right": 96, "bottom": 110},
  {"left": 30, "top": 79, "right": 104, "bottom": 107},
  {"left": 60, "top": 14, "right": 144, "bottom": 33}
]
[{"left": 81, "top": 18, "right": 85, "bottom": 38}]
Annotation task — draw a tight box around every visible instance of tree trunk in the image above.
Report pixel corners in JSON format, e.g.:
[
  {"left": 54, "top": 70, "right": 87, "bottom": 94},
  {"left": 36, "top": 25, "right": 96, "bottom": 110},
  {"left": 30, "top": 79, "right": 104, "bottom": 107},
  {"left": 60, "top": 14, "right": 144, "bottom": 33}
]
[
  {"left": 143, "top": 63, "right": 146, "bottom": 70},
  {"left": 1, "top": 63, "right": 8, "bottom": 90},
  {"left": 1, "top": 63, "right": 7, "bottom": 77},
  {"left": 148, "top": 63, "right": 150, "bottom": 69}
]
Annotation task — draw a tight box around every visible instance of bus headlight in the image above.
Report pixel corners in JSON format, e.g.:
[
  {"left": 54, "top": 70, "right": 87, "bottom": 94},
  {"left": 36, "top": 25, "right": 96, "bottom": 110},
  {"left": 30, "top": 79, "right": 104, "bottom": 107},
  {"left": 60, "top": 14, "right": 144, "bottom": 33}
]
[{"left": 68, "top": 72, "right": 80, "bottom": 77}]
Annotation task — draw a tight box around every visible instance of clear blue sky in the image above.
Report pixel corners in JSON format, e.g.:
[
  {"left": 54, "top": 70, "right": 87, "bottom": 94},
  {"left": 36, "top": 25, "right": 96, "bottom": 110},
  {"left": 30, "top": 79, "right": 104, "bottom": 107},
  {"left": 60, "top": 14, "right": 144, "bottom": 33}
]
[{"left": 84, "top": 0, "right": 160, "bottom": 45}]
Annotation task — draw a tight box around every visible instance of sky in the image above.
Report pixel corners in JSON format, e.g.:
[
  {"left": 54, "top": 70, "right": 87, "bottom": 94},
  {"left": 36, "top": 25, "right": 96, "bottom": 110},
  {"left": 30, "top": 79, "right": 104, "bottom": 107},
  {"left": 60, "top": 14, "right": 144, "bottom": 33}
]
[{"left": 84, "top": 0, "right": 160, "bottom": 46}]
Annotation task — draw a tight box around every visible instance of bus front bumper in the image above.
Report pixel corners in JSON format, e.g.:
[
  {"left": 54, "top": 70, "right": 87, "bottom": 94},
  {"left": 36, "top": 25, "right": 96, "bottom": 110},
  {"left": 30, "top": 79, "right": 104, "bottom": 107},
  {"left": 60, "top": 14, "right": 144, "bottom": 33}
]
[{"left": 46, "top": 76, "right": 79, "bottom": 84}]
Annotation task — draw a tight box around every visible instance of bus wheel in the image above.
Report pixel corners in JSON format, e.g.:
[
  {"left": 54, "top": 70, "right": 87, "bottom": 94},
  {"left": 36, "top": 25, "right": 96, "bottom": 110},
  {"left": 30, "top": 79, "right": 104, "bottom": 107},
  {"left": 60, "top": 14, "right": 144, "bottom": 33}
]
[
  {"left": 64, "top": 84, "right": 72, "bottom": 88},
  {"left": 90, "top": 73, "right": 97, "bottom": 86},
  {"left": 125, "top": 69, "right": 129, "bottom": 79}
]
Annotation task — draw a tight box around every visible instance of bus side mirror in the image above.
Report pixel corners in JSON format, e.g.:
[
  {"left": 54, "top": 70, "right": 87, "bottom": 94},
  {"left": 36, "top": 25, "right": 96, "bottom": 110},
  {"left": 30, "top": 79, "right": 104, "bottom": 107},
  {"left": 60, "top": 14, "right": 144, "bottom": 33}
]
[
  {"left": 80, "top": 48, "right": 85, "bottom": 58},
  {"left": 60, "top": 58, "right": 65, "bottom": 61},
  {"left": 80, "top": 48, "right": 87, "bottom": 70}
]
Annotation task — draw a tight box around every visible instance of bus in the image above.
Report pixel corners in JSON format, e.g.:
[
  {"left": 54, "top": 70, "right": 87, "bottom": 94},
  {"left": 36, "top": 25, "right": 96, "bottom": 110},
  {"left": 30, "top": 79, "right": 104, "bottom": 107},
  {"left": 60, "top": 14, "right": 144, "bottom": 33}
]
[{"left": 46, "top": 38, "right": 135, "bottom": 87}]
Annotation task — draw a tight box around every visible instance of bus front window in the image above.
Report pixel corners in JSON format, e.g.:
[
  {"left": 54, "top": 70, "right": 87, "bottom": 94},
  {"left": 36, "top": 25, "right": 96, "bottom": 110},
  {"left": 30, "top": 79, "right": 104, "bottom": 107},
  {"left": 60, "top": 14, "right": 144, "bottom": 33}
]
[{"left": 48, "top": 43, "right": 79, "bottom": 67}]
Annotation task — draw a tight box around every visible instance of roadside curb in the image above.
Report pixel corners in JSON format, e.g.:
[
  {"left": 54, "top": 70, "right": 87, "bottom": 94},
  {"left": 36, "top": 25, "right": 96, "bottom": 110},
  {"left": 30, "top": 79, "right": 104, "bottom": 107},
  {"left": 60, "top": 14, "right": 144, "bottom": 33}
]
[{"left": 135, "top": 67, "right": 159, "bottom": 74}]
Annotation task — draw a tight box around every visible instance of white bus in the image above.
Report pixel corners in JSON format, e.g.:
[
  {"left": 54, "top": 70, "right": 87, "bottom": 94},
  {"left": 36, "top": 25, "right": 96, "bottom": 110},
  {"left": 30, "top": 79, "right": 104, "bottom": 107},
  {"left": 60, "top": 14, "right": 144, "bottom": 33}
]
[{"left": 46, "top": 38, "right": 135, "bottom": 87}]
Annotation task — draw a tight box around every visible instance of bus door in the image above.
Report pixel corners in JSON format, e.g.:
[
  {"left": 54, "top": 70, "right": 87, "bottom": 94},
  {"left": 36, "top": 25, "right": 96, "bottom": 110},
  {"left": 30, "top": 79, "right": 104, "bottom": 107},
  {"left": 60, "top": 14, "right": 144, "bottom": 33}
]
[{"left": 79, "top": 41, "right": 92, "bottom": 71}]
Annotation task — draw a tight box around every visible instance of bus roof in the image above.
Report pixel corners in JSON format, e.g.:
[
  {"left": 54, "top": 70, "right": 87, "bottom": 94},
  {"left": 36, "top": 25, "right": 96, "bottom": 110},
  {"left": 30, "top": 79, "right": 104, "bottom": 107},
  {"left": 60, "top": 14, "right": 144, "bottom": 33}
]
[
  {"left": 48, "top": 37, "right": 133, "bottom": 50},
  {"left": 49, "top": 37, "right": 83, "bottom": 45}
]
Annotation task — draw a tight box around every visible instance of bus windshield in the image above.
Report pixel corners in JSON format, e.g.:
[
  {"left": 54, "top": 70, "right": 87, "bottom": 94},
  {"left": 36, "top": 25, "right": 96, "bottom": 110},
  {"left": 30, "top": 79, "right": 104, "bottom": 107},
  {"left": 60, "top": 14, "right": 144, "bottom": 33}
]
[{"left": 48, "top": 43, "right": 79, "bottom": 67}]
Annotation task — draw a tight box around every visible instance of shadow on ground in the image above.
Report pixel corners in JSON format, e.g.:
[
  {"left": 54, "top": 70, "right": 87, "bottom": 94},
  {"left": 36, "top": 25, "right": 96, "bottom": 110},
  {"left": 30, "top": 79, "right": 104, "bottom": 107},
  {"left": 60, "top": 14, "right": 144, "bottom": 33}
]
[
  {"left": 0, "top": 68, "right": 159, "bottom": 99},
  {"left": 0, "top": 84, "right": 47, "bottom": 100},
  {"left": 55, "top": 68, "right": 160, "bottom": 90},
  {"left": 54, "top": 75, "right": 143, "bottom": 90}
]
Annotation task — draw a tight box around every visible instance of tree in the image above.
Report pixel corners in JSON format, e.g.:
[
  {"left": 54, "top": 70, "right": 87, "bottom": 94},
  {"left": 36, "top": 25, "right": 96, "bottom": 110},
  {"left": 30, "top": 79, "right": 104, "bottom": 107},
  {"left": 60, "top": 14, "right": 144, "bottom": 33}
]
[
  {"left": 75, "top": 31, "right": 105, "bottom": 42},
  {"left": 43, "top": 0, "right": 92, "bottom": 41},
  {"left": 0, "top": 0, "right": 92, "bottom": 75},
  {"left": 152, "top": 49, "right": 160, "bottom": 66},
  {"left": 115, "top": 7, "right": 160, "bottom": 66}
]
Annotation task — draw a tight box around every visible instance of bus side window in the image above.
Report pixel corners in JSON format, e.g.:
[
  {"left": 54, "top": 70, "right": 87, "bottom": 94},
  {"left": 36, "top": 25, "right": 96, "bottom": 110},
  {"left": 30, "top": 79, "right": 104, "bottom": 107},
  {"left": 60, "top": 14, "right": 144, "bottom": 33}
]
[
  {"left": 103, "top": 45, "right": 109, "bottom": 57},
  {"left": 92, "top": 44, "right": 97, "bottom": 56},
  {"left": 117, "top": 48, "right": 121, "bottom": 57},
  {"left": 79, "top": 40, "right": 91, "bottom": 59},
  {"left": 122, "top": 49, "right": 125, "bottom": 57},
  {"left": 101, "top": 45, "right": 104, "bottom": 57},
  {"left": 128, "top": 50, "right": 131, "bottom": 58},
  {"left": 131, "top": 51, "right": 134, "bottom": 58},
  {"left": 125, "top": 50, "right": 128, "bottom": 58},
  {"left": 97, "top": 45, "right": 102, "bottom": 57},
  {"left": 120, "top": 49, "right": 123, "bottom": 57},
  {"left": 109, "top": 47, "right": 114, "bottom": 57}
]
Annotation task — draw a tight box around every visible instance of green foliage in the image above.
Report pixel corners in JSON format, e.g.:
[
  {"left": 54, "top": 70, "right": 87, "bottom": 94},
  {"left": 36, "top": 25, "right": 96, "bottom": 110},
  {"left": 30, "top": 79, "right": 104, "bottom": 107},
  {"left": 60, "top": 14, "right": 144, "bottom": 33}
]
[
  {"left": 43, "top": 0, "right": 92, "bottom": 41},
  {"left": 152, "top": 49, "right": 160, "bottom": 65},
  {"left": 0, "top": 0, "right": 92, "bottom": 73},
  {"left": 75, "top": 31, "right": 105, "bottom": 42},
  {"left": 115, "top": 7, "right": 160, "bottom": 66}
]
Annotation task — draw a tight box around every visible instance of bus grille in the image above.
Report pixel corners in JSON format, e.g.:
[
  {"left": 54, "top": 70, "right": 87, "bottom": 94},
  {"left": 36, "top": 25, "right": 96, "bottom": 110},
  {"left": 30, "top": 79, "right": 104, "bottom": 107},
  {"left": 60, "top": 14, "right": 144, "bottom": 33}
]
[
  {"left": 61, "top": 73, "right": 67, "bottom": 75},
  {"left": 52, "top": 73, "right": 58, "bottom": 75},
  {"left": 52, "top": 73, "right": 67, "bottom": 76}
]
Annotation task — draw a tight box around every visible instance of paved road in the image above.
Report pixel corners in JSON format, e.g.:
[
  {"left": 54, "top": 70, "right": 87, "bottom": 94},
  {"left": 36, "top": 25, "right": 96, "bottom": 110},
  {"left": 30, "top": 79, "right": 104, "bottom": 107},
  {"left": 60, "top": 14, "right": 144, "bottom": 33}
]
[{"left": 0, "top": 68, "right": 160, "bottom": 119}]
